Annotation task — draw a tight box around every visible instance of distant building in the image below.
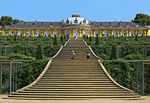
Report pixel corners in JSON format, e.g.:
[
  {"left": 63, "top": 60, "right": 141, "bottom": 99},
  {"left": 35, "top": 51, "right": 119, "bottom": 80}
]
[{"left": 0, "top": 14, "right": 150, "bottom": 37}]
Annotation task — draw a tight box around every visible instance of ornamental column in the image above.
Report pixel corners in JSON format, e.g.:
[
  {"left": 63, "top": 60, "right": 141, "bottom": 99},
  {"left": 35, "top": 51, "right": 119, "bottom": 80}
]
[
  {"left": 79, "top": 29, "right": 81, "bottom": 37},
  {"left": 31, "top": 30, "right": 35, "bottom": 37}
]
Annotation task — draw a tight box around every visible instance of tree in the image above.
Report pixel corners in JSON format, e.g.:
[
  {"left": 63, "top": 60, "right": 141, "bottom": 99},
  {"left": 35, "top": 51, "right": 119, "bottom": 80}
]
[
  {"left": 135, "top": 34, "right": 138, "bottom": 41},
  {"left": 89, "top": 36, "right": 92, "bottom": 41},
  {"left": 0, "top": 16, "right": 23, "bottom": 28},
  {"left": 132, "top": 13, "right": 150, "bottom": 26},
  {"left": 0, "top": 16, "right": 13, "bottom": 27},
  {"left": 35, "top": 45, "right": 43, "bottom": 59},
  {"left": 60, "top": 35, "right": 63, "bottom": 42},
  {"left": 110, "top": 44, "right": 117, "bottom": 60},
  {"left": 95, "top": 34, "right": 99, "bottom": 45},
  {"left": 53, "top": 35, "right": 58, "bottom": 45},
  {"left": 13, "top": 19, "right": 23, "bottom": 24}
]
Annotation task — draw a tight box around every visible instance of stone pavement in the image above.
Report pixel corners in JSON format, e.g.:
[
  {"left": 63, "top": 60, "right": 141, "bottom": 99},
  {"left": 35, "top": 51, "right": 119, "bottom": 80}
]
[{"left": 1, "top": 95, "right": 150, "bottom": 103}]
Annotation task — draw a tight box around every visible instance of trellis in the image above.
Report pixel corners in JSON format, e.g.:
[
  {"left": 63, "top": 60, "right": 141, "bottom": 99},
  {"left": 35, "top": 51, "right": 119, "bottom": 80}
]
[
  {"left": 103, "top": 60, "right": 145, "bottom": 95},
  {"left": 133, "top": 62, "right": 144, "bottom": 95},
  {"left": 0, "top": 61, "right": 22, "bottom": 94}
]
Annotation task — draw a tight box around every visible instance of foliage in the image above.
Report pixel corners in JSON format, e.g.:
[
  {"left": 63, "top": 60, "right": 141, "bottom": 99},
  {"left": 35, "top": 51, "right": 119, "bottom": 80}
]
[
  {"left": 123, "top": 54, "right": 144, "bottom": 60},
  {"left": 132, "top": 13, "right": 150, "bottom": 26},
  {"left": 0, "top": 35, "right": 67, "bottom": 93},
  {"left": 0, "top": 16, "right": 23, "bottom": 27},
  {"left": 110, "top": 44, "right": 117, "bottom": 60},
  {"left": 35, "top": 45, "right": 43, "bottom": 60},
  {"left": 17, "top": 59, "right": 48, "bottom": 87},
  {"left": 89, "top": 36, "right": 92, "bottom": 41},
  {"left": 103, "top": 61, "right": 137, "bottom": 91},
  {"left": 5, "top": 53, "right": 35, "bottom": 60},
  {"left": 135, "top": 35, "right": 138, "bottom": 41},
  {"left": 53, "top": 35, "right": 58, "bottom": 45},
  {"left": 95, "top": 35, "right": 99, "bottom": 45}
]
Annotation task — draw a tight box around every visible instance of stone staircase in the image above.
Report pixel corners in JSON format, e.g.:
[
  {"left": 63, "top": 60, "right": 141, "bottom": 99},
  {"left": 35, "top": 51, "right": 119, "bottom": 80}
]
[{"left": 7, "top": 38, "right": 140, "bottom": 99}]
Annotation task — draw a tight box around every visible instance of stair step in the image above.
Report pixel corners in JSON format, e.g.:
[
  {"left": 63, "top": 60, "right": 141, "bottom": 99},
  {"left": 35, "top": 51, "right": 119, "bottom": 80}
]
[
  {"left": 25, "top": 88, "right": 128, "bottom": 91},
  {"left": 37, "top": 79, "right": 112, "bottom": 82},
  {"left": 41, "top": 74, "right": 105, "bottom": 77},
  {"left": 30, "top": 86, "right": 120, "bottom": 89},
  {"left": 10, "top": 93, "right": 137, "bottom": 96},
  {"left": 23, "top": 88, "right": 131, "bottom": 93}
]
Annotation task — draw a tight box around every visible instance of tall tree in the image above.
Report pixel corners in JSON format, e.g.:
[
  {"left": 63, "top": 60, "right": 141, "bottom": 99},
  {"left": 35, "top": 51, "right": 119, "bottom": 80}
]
[
  {"left": 95, "top": 34, "right": 99, "bottom": 45},
  {"left": 0, "top": 16, "right": 23, "bottom": 27},
  {"left": 53, "top": 35, "right": 58, "bottom": 45},
  {"left": 110, "top": 44, "right": 117, "bottom": 60},
  {"left": 35, "top": 45, "right": 43, "bottom": 60},
  {"left": 132, "top": 13, "right": 150, "bottom": 26}
]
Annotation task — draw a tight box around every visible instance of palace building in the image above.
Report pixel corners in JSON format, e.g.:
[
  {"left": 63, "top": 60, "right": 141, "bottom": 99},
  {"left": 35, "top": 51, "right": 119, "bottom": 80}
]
[{"left": 0, "top": 14, "right": 150, "bottom": 37}]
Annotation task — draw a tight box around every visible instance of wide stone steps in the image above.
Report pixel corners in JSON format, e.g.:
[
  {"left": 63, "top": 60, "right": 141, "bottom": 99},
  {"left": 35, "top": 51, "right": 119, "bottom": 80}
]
[{"left": 7, "top": 38, "right": 140, "bottom": 99}]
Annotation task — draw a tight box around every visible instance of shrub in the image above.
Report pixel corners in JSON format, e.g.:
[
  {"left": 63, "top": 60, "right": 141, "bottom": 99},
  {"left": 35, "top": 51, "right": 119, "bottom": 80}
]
[
  {"left": 6, "top": 53, "right": 35, "bottom": 60},
  {"left": 35, "top": 45, "right": 43, "bottom": 60},
  {"left": 53, "top": 35, "right": 57, "bottom": 45},
  {"left": 17, "top": 59, "right": 48, "bottom": 88},
  {"left": 110, "top": 44, "right": 117, "bottom": 60},
  {"left": 124, "top": 54, "right": 144, "bottom": 60},
  {"left": 95, "top": 35, "right": 99, "bottom": 45}
]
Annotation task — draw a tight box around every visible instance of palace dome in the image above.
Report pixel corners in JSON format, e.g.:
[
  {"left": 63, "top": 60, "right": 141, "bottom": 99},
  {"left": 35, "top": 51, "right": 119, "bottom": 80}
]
[{"left": 65, "top": 14, "right": 89, "bottom": 25}]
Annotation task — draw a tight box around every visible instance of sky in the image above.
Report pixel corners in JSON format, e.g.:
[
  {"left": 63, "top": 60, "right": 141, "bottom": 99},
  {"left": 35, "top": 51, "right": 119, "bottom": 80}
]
[{"left": 0, "top": 0, "right": 149, "bottom": 22}]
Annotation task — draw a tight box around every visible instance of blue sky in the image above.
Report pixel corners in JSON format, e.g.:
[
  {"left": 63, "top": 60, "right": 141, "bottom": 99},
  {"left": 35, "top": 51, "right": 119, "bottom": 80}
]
[{"left": 0, "top": 0, "right": 149, "bottom": 21}]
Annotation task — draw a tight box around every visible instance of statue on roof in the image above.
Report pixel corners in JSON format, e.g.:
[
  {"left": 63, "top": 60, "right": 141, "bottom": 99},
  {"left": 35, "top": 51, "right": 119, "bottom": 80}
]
[
  {"left": 66, "top": 19, "right": 69, "bottom": 24},
  {"left": 74, "top": 18, "right": 78, "bottom": 24}
]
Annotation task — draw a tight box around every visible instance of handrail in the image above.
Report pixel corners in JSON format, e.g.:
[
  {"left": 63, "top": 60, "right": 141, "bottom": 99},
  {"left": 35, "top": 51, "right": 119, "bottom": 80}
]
[
  {"left": 64, "top": 39, "right": 70, "bottom": 46},
  {"left": 50, "top": 39, "right": 70, "bottom": 59},
  {"left": 82, "top": 38, "right": 101, "bottom": 60}
]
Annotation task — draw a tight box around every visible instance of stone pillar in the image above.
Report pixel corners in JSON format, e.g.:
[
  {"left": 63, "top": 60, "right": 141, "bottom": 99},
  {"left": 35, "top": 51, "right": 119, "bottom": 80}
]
[
  {"left": 78, "top": 29, "right": 81, "bottom": 37},
  {"left": 31, "top": 30, "right": 35, "bottom": 37},
  {"left": 126, "top": 30, "right": 130, "bottom": 37},
  {"left": 49, "top": 30, "right": 53, "bottom": 37},
  {"left": 70, "top": 29, "right": 73, "bottom": 37},
  {"left": 148, "top": 29, "right": 150, "bottom": 36},
  {"left": 143, "top": 30, "right": 147, "bottom": 36},
  {"left": 99, "top": 30, "right": 102, "bottom": 37},
  {"left": 40, "top": 30, "right": 44, "bottom": 37},
  {"left": 109, "top": 30, "right": 113, "bottom": 37},
  {"left": 117, "top": 30, "right": 121, "bottom": 37}
]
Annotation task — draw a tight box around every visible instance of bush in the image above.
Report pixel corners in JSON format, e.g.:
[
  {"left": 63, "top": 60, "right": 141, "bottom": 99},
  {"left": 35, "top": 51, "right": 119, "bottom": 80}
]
[
  {"left": 95, "top": 35, "right": 99, "bottom": 45},
  {"left": 6, "top": 53, "right": 35, "bottom": 60},
  {"left": 110, "top": 44, "right": 117, "bottom": 60},
  {"left": 53, "top": 35, "right": 58, "bottom": 45},
  {"left": 124, "top": 54, "right": 144, "bottom": 60},
  {"left": 17, "top": 59, "right": 48, "bottom": 88},
  {"left": 103, "top": 61, "right": 137, "bottom": 91},
  {"left": 35, "top": 45, "right": 43, "bottom": 60}
]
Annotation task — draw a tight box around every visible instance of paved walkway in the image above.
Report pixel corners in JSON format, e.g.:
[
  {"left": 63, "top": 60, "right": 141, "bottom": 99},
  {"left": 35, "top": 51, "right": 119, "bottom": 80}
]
[{"left": 1, "top": 95, "right": 150, "bottom": 103}]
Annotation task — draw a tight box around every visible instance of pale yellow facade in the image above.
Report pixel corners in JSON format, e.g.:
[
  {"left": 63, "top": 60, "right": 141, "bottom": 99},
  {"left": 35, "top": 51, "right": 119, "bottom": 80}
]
[{"left": 0, "top": 28, "right": 150, "bottom": 38}]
